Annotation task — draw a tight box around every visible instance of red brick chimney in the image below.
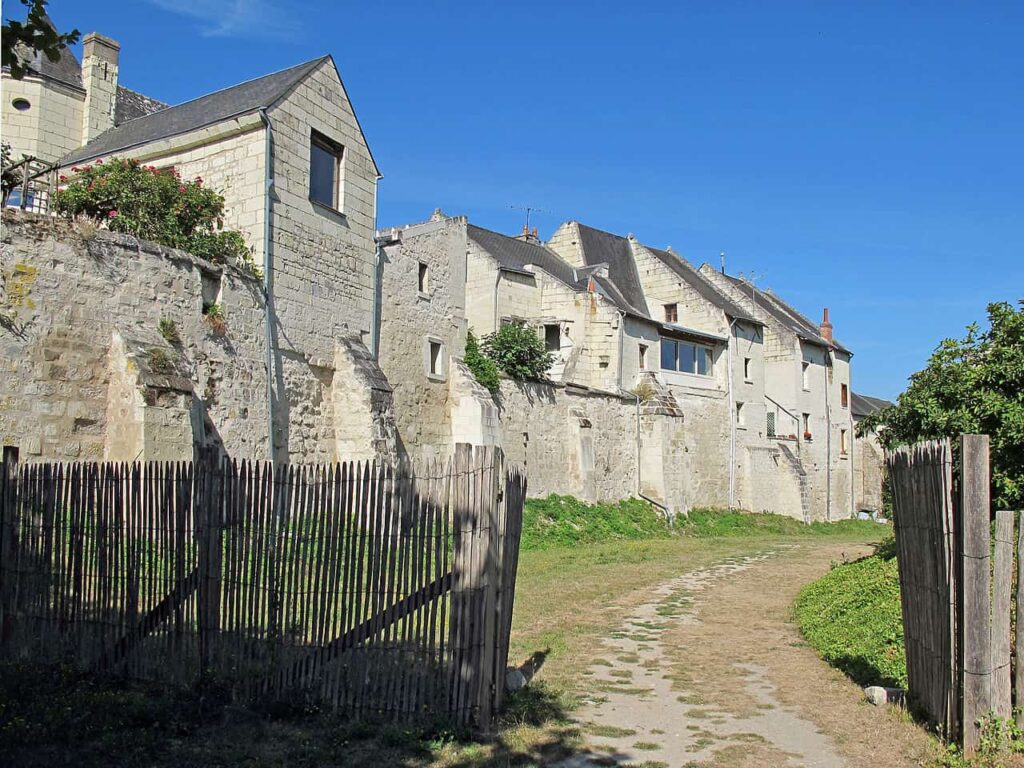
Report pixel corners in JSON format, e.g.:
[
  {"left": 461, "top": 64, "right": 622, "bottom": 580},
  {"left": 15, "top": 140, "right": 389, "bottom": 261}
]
[{"left": 820, "top": 308, "right": 834, "bottom": 343}]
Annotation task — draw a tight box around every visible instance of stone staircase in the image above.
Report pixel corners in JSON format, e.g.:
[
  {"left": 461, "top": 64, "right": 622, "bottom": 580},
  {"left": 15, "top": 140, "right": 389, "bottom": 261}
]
[{"left": 776, "top": 442, "right": 812, "bottom": 523}]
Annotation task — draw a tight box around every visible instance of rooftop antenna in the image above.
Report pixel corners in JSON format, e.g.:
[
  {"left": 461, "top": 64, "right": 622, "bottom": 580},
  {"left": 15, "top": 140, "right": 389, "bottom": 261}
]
[
  {"left": 738, "top": 270, "right": 764, "bottom": 309},
  {"left": 720, "top": 251, "right": 726, "bottom": 274},
  {"left": 509, "top": 204, "right": 546, "bottom": 232}
]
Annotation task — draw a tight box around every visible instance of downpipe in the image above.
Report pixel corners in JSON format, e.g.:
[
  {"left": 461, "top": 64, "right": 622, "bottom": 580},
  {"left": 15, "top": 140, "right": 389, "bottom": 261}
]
[{"left": 258, "top": 109, "right": 276, "bottom": 465}]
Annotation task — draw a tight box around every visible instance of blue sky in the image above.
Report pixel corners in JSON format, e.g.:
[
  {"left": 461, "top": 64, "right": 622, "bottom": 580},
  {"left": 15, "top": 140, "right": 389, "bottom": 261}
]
[{"left": 44, "top": 1, "right": 1023, "bottom": 400}]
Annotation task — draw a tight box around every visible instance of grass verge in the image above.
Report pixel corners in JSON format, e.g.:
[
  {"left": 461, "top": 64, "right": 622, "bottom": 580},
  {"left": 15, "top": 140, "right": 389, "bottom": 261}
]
[{"left": 794, "top": 538, "right": 906, "bottom": 688}]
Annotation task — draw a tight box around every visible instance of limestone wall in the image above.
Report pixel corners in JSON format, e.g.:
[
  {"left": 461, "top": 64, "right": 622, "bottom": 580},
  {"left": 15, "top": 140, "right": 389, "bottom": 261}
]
[
  {"left": 1, "top": 74, "right": 86, "bottom": 164},
  {"left": 495, "top": 380, "right": 639, "bottom": 504},
  {"left": 0, "top": 212, "right": 269, "bottom": 461}
]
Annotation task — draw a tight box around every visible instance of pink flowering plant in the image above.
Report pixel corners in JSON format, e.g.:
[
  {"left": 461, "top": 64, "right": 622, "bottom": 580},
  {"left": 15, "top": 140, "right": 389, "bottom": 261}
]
[{"left": 53, "top": 157, "right": 259, "bottom": 275}]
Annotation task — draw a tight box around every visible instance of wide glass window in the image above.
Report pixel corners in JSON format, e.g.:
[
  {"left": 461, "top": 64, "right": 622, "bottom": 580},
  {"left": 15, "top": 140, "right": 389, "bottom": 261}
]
[
  {"left": 661, "top": 340, "right": 678, "bottom": 370},
  {"left": 678, "top": 342, "right": 696, "bottom": 373}
]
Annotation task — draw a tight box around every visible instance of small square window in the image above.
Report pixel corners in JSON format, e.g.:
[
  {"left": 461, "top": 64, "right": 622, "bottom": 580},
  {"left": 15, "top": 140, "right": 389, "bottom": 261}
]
[
  {"left": 664, "top": 303, "right": 678, "bottom": 323},
  {"left": 544, "top": 324, "right": 561, "bottom": 352},
  {"left": 418, "top": 262, "right": 430, "bottom": 295},
  {"left": 310, "top": 131, "right": 343, "bottom": 209},
  {"left": 743, "top": 357, "right": 752, "bottom": 380},
  {"left": 638, "top": 344, "right": 648, "bottom": 370}
]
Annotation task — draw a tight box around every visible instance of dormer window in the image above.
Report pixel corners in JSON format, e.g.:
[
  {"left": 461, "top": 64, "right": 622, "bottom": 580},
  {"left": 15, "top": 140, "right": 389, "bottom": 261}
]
[{"left": 309, "top": 130, "right": 343, "bottom": 210}]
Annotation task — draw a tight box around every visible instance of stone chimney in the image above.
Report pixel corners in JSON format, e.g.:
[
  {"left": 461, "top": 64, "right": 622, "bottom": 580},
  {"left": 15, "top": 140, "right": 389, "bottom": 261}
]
[
  {"left": 81, "top": 33, "right": 119, "bottom": 143},
  {"left": 820, "top": 307, "right": 834, "bottom": 343}
]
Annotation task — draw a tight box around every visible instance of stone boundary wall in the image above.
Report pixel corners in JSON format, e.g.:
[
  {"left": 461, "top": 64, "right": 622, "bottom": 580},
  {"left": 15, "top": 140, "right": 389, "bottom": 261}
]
[
  {"left": 495, "top": 379, "right": 640, "bottom": 504},
  {"left": 1, "top": 211, "right": 269, "bottom": 460}
]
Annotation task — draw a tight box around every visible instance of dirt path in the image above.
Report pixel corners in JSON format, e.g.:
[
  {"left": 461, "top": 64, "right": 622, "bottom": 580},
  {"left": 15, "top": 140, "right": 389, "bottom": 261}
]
[{"left": 558, "top": 542, "right": 937, "bottom": 768}]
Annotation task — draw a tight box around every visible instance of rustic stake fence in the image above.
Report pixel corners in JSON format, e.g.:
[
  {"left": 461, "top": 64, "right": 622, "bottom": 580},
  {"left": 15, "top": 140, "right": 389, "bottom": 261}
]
[
  {"left": 888, "top": 434, "right": 1022, "bottom": 754},
  {"left": 0, "top": 443, "right": 525, "bottom": 730}
]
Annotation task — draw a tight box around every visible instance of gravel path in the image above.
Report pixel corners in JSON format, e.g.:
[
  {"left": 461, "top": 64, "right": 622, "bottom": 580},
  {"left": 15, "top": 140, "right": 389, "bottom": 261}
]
[{"left": 556, "top": 543, "right": 936, "bottom": 768}]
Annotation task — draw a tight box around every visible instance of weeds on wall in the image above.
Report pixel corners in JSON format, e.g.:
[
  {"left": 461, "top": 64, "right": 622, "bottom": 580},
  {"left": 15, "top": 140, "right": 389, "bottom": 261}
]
[
  {"left": 464, "top": 329, "right": 499, "bottom": 393},
  {"left": 53, "top": 157, "right": 262, "bottom": 278},
  {"left": 203, "top": 303, "right": 227, "bottom": 337},
  {"left": 158, "top": 318, "right": 180, "bottom": 346},
  {"left": 145, "top": 347, "right": 176, "bottom": 375}
]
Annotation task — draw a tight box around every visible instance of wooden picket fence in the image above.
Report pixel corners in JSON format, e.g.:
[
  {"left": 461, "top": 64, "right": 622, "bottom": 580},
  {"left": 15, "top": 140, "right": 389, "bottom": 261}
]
[
  {"left": 888, "top": 435, "right": 1021, "bottom": 754},
  {"left": 0, "top": 444, "right": 526, "bottom": 730}
]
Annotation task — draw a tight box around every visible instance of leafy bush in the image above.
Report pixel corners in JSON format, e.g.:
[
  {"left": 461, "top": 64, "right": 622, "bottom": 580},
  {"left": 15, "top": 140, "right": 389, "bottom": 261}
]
[
  {"left": 53, "top": 158, "right": 260, "bottom": 277},
  {"left": 677, "top": 508, "right": 881, "bottom": 538},
  {"left": 482, "top": 321, "right": 553, "bottom": 382},
  {"left": 145, "top": 347, "right": 176, "bottom": 375},
  {"left": 158, "top": 318, "right": 180, "bottom": 346},
  {"left": 464, "top": 329, "right": 499, "bottom": 393},
  {"left": 794, "top": 539, "right": 906, "bottom": 688}
]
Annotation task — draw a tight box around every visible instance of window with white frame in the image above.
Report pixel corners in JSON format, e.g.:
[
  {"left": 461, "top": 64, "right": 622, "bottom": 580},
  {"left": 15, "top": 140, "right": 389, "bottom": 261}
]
[
  {"left": 660, "top": 338, "right": 713, "bottom": 376},
  {"left": 743, "top": 357, "right": 752, "bottom": 381},
  {"left": 425, "top": 338, "right": 446, "bottom": 380},
  {"left": 841, "top": 428, "right": 849, "bottom": 454}
]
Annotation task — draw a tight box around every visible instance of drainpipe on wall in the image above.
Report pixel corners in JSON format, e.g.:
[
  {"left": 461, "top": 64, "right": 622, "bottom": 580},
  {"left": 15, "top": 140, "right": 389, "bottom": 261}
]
[
  {"left": 727, "top": 317, "right": 738, "bottom": 508},
  {"left": 258, "top": 109, "right": 276, "bottom": 464},
  {"left": 370, "top": 173, "right": 383, "bottom": 359}
]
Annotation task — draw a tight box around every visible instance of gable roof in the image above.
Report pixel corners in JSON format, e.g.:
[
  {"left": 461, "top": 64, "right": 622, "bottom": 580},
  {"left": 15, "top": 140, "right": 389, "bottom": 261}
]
[
  {"left": 63, "top": 57, "right": 328, "bottom": 164},
  {"left": 724, "top": 274, "right": 851, "bottom": 354},
  {"left": 574, "top": 223, "right": 651, "bottom": 318},
  {"left": 645, "top": 246, "right": 759, "bottom": 325},
  {"left": 466, "top": 224, "right": 653, "bottom": 320},
  {"left": 851, "top": 392, "right": 892, "bottom": 418}
]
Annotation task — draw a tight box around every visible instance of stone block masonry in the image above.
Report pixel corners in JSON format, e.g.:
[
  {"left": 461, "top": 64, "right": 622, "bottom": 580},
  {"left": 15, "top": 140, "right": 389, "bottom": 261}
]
[{"left": 0, "top": 212, "right": 396, "bottom": 463}]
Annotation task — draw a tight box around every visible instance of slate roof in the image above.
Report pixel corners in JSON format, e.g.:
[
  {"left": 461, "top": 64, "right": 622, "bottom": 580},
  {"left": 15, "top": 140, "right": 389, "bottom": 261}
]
[
  {"left": 724, "top": 274, "right": 851, "bottom": 354},
  {"left": 574, "top": 223, "right": 651, "bottom": 318},
  {"left": 63, "top": 57, "right": 329, "bottom": 164},
  {"left": 466, "top": 224, "right": 654, "bottom": 320},
  {"left": 645, "top": 246, "right": 759, "bottom": 325},
  {"left": 851, "top": 392, "right": 893, "bottom": 418},
  {"left": 114, "top": 85, "right": 169, "bottom": 125}
]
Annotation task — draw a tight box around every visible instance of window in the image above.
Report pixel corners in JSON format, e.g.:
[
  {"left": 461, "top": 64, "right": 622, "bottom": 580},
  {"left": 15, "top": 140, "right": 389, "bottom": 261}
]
[
  {"left": 659, "top": 338, "right": 713, "bottom": 377},
  {"left": 743, "top": 357, "right": 752, "bottom": 381},
  {"left": 801, "top": 361, "right": 810, "bottom": 390},
  {"left": 841, "top": 383, "right": 849, "bottom": 408},
  {"left": 418, "top": 262, "right": 430, "bottom": 295},
  {"left": 309, "top": 131, "right": 343, "bottom": 209},
  {"left": 425, "top": 338, "right": 446, "bottom": 380},
  {"left": 766, "top": 412, "right": 776, "bottom": 437},
  {"left": 841, "top": 428, "right": 849, "bottom": 455},
  {"left": 638, "top": 344, "right": 648, "bottom": 370},
  {"left": 802, "top": 413, "right": 811, "bottom": 435},
  {"left": 664, "top": 303, "right": 678, "bottom": 323},
  {"left": 11, "top": 98, "right": 30, "bottom": 112},
  {"left": 735, "top": 402, "right": 745, "bottom": 426},
  {"left": 544, "top": 324, "right": 561, "bottom": 353}
]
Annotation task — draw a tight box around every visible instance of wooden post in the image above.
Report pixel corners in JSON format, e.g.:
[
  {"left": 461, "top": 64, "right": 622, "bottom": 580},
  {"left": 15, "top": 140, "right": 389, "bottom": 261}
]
[
  {"left": 1016, "top": 513, "right": 1024, "bottom": 729},
  {"left": 992, "top": 511, "right": 1013, "bottom": 718},
  {"left": 961, "top": 433, "right": 992, "bottom": 754},
  {"left": 0, "top": 446, "right": 20, "bottom": 648}
]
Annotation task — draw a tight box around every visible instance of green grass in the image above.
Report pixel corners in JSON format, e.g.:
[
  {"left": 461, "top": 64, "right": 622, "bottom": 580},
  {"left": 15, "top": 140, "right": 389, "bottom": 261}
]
[
  {"left": 522, "top": 495, "right": 886, "bottom": 550},
  {"left": 794, "top": 538, "right": 906, "bottom": 688}
]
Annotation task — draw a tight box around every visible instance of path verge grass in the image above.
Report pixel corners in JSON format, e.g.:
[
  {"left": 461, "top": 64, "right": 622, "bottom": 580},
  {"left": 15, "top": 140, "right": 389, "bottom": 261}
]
[{"left": 794, "top": 538, "right": 906, "bottom": 688}]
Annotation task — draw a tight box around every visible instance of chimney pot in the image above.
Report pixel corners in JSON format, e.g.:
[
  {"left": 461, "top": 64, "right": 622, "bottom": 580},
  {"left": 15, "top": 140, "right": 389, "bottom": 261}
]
[{"left": 820, "top": 307, "right": 834, "bottom": 343}]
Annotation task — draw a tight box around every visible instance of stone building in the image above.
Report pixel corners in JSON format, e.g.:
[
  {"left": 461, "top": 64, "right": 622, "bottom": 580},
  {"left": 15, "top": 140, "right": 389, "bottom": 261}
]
[
  {"left": 2, "top": 28, "right": 395, "bottom": 464},
  {"left": 851, "top": 392, "right": 893, "bottom": 515}
]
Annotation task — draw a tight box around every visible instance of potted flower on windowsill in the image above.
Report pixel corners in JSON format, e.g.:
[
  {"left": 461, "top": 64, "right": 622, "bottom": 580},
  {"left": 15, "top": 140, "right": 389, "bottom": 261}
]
[{"left": 803, "top": 431, "right": 813, "bottom": 441}]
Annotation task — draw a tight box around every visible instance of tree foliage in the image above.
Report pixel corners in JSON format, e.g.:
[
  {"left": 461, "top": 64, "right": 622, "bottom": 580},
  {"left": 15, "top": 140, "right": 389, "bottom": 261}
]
[
  {"left": 858, "top": 301, "right": 1024, "bottom": 509},
  {"left": 2, "top": 0, "right": 80, "bottom": 80},
  {"left": 53, "top": 158, "right": 260, "bottom": 276},
  {"left": 481, "top": 321, "right": 553, "bottom": 382},
  {"left": 464, "top": 329, "right": 499, "bottom": 393}
]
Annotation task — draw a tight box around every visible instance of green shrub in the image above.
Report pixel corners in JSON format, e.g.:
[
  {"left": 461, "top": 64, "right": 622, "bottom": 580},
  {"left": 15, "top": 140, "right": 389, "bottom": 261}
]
[
  {"left": 482, "top": 321, "right": 553, "bottom": 382},
  {"left": 464, "top": 329, "right": 499, "bottom": 393},
  {"left": 794, "top": 539, "right": 906, "bottom": 688},
  {"left": 145, "top": 347, "right": 176, "bottom": 375},
  {"left": 677, "top": 508, "right": 881, "bottom": 538},
  {"left": 53, "top": 158, "right": 260, "bottom": 276}
]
